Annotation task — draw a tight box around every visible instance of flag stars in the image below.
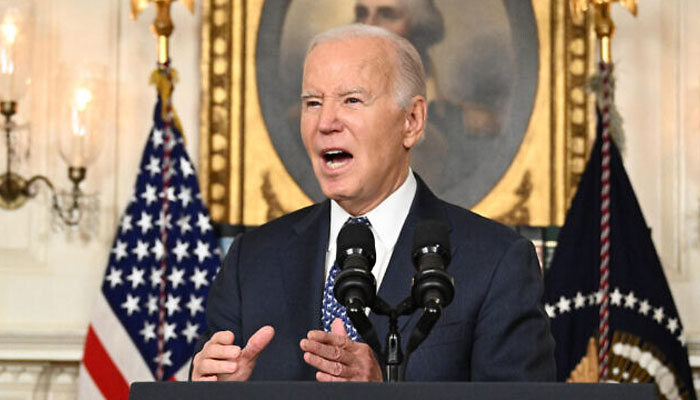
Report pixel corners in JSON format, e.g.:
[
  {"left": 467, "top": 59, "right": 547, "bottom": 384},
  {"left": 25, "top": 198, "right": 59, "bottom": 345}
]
[
  {"left": 111, "top": 240, "right": 128, "bottom": 261},
  {"left": 638, "top": 299, "right": 651, "bottom": 316},
  {"left": 146, "top": 294, "right": 159, "bottom": 315},
  {"left": 544, "top": 303, "right": 556, "bottom": 318},
  {"left": 154, "top": 350, "right": 173, "bottom": 367},
  {"left": 180, "top": 157, "right": 195, "bottom": 178},
  {"left": 194, "top": 240, "right": 212, "bottom": 263},
  {"left": 152, "top": 238, "right": 165, "bottom": 261},
  {"left": 177, "top": 215, "right": 192, "bottom": 234},
  {"left": 196, "top": 213, "right": 212, "bottom": 234},
  {"left": 178, "top": 186, "right": 193, "bottom": 208},
  {"left": 121, "top": 294, "right": 141, "bottom": 316},
  {"left": 126, "top": 267, "right": 146, "bottom": 289},
  {"left": 623, "top": 291, "right": 637, "bottom": 309},
  {"left": 150, "top": 267, "right": 164, "bottom": 288},
  {"left": 120, "top": 215, "right": 133, "bottom": 234},
  {"left": 132, "top": 240, "right": 150, "bottom": 261},
  {"left": 155, "top": 211, "right": 172, "bottom": 231},
  {"left": 163, "top": 321, "right": 177, "bottom": 343},
  {"left": 145, "top": 156, "right": 161, "bottom": 177},
  {"left": 610, "top": 287, "right": 623, "bottom": 306},
  {"left": 139, "top": 321, "right": 156, "bottom": 343},
  {"left": 182, "top": 321, "right": 200, "bottom": 344},
  {"left": 557, "top": 296, "right": 571, "bottom": 314},
  {"left": 186, "top": 294, "right": 204, "bottom": 317},
  {"left": 141, "top": 184, "right": 158, "bottom": 206},
  {"left": 653, "top": 306, "right": 665, "bottom": 324},
  {"left": 105, "top": 267, "right": 123, "bottom": 289},
  {"left": 136, "top": 212, "right": 154, "bottom": 234},
  {"left": 172, "top": 240, "right": 189, "bottom": 262},
  {"left": 165, "top": 294, "right": 181, "bottom": 316},
  {"left": 678, "top": 331, "right": 686, "bottom": 346},
  {"left": 573, "top": 292, "right": 586, "bottom": 309},
  {"left": 152, "top": 128, "right": 164, "bottom": 148},
  {"left": 666, "top": 317, "right": 679, "bottom": 334},
  {"left": 160, "top": 186, "right": 176, "bottom": 203},
  {"left": 168, "top": 267, "right": 186, "bottom": 289},
  {"left": 190, "top": 267, "right": 209, "bottom": 290}
]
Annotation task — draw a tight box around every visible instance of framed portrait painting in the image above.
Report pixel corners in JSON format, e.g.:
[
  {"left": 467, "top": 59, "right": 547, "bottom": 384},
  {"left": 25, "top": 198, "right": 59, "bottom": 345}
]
[{"left": 199, "top": 0, "right": 597, "bottom": 227}]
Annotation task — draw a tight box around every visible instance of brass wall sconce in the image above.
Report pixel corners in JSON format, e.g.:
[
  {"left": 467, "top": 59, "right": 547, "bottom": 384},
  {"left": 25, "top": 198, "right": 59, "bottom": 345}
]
[{"left": 0, "top": 4, "right": 101, "bottom": 234}]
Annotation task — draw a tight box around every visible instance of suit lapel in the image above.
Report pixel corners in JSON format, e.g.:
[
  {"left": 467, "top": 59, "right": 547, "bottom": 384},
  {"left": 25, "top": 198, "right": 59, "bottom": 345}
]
[{"left": 281, "top": 201, "right": 330, "bottom": 333}]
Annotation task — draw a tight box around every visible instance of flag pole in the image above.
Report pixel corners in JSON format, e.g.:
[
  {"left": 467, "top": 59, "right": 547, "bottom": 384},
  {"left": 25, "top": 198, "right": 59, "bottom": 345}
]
[
  {"left": 129, "top": 0, "right": 195, "bottom": 380},
  {"left": 569, "top": 0, "right": 637, "bottom": 382},
  {"left": 130, "top": 0, "right": 195, "bottom": 68}
]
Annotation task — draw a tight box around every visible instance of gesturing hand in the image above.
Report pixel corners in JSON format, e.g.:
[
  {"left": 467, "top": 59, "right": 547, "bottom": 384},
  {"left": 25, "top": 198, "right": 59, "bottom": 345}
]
[
  {"left": 192, "top": 326, "right": 275, "bottom": 381},
  {"left": 300, "top": 318, "right": 383, "bottom": 382}
]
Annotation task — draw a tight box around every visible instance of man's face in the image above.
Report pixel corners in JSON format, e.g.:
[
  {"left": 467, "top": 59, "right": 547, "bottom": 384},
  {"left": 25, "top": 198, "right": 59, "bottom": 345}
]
[
  {"left": 354, "top": 0, "right": 412, "bottom": 39},
  {"left": 300, "top": 37, "right": 421, "bottom": 215}
]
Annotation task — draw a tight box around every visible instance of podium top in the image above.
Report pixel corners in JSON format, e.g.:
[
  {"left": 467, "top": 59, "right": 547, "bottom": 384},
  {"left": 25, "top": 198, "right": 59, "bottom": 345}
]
[{"left": 129, "top": 381, "right": 657, "bottom": 400}]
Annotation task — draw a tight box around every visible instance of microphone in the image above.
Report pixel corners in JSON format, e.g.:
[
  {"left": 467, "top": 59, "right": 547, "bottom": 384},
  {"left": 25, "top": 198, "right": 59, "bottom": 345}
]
[
  {"left": 411, "top": 220, "right": 454, "bottom": 309},
  {"left": 334, "top": 221, "right": 377, "bottom": 310}
]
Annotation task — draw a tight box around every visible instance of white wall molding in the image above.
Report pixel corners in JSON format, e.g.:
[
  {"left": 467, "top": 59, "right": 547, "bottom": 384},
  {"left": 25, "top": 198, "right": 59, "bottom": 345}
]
[{"left": 0, "top": 331, "right": 84, "bottom": 362}]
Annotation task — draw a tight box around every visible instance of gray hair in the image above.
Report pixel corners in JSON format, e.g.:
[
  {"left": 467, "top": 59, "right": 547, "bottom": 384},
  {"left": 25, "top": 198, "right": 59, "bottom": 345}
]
[{"left": 305, "top": 24, "right": 426, "bottom": 109}]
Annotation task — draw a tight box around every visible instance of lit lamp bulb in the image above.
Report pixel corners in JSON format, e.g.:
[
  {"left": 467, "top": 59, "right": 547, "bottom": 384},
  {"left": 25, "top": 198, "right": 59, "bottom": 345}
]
[
  {"left": 0, "top": 8, "right": 28, "bottom": 108},
  {"left": 60, "top": 86, "right": 101, "bottom": 171}
]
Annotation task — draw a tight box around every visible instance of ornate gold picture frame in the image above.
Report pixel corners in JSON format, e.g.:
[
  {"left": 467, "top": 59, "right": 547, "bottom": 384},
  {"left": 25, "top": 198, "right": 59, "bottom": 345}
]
[{"left": 199, "top": 0, "right": 596, "bottom": 227}]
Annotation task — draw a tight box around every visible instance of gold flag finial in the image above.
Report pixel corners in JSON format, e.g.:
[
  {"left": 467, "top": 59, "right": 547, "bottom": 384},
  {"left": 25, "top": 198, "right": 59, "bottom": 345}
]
[
  {"left": 130, "top": 0, "right": 196, "bottom": 65},
  {"left": 569, "top": 0, "right": 638, "bottom": 63}
]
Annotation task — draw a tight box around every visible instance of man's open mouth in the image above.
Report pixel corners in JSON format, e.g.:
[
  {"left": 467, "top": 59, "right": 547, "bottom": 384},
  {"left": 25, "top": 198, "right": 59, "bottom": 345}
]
[{"left": 323, "top": 149, "right": 353, "bottom": 170}]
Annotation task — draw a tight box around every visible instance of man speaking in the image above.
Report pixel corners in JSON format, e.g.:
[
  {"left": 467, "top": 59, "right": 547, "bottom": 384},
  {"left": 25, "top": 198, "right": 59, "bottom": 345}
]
[{"left": 191, "top": 24, "right": 555, "bottom": 382}]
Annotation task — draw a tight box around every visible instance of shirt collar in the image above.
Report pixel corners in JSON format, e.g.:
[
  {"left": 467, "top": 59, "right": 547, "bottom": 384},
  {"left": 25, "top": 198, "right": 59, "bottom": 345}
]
[{"left": 329, "top": 169, "right": 417, "bottom": 251}]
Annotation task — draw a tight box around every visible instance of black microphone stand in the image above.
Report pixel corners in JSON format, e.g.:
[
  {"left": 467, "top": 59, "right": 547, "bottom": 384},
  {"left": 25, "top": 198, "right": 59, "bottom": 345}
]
[{"left": 346, "top": 294, "right": 445, "bottom": 382}]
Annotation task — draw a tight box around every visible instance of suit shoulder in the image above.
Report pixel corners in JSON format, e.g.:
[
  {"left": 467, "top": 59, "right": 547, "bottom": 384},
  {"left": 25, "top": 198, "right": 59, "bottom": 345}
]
[
  {"left": 239, "top": 202, "right": 324, "bottom": 244},
  {"left": 441, "top": 200, "right": 524, "bottom": 249}
]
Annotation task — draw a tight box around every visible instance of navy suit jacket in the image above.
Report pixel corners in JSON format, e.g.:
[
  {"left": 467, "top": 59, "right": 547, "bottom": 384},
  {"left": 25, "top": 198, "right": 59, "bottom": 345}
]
[{"left": 193, "top": 176, "right": 556, "bottom": 381}]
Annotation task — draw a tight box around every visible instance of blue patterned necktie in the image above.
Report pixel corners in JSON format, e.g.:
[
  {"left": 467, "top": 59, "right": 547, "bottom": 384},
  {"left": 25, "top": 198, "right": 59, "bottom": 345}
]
[{"left": 321, "top": 216, "right": 371, "bottom": 341}]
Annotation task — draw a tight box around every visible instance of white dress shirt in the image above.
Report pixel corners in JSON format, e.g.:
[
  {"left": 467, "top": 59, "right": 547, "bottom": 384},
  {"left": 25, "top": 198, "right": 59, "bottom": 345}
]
[{"left": 325, "top": 170, "right": 417, "bottom": 292}]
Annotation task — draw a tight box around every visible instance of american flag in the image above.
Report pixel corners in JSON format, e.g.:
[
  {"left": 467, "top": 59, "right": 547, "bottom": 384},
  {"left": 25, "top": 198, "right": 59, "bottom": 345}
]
[{"left": 78, "top": 67, "right": 220, "bottom": 399}]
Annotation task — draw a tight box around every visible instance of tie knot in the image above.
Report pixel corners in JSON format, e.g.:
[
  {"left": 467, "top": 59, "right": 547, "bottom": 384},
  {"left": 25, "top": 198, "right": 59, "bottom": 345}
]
[{"left": 345, "top": 216, "right": 370, "bottom": 227}]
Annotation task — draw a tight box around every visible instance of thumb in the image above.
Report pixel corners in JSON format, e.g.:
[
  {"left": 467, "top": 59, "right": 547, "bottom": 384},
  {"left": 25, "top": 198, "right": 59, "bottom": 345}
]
[
  {"left": 330, "top": 318, "right": 348, "bottom": 337},
  {"left": 241, "top": 325, "right": 275, "bottom": 361}
]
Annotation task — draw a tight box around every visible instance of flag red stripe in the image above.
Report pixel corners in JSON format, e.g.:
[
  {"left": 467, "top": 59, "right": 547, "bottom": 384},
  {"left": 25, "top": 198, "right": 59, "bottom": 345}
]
[{"left": 83, "top": 325, "right": 130, "bottom": 400}]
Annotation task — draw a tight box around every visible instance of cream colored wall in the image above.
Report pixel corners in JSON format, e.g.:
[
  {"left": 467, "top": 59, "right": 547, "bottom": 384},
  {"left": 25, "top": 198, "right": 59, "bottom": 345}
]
[
  {"left": 0, "top": 1, "right": 200, "bottom": 397},
  {"left": 0, "top": 0, "right": 699, "bottom": 397},
  {"left": 612, "top": 0, "right": 700, "bottom": 388}
]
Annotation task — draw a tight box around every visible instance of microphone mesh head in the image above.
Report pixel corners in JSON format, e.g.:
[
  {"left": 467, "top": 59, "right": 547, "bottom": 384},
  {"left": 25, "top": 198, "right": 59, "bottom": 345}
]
[
  {"left": 412, "top": 219, "right": 451, "bottom": 256},
  {"left": 337, "top": 221, "right": 376, "bottom": 263}
]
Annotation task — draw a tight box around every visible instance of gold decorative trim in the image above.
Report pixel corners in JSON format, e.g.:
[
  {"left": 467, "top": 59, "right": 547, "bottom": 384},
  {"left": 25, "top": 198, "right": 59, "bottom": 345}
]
[
  {"left": 495, "top": 171, "right": 532, "bottom": 226},
  {"left": 261, "top": 170, "right": 287, "bottom": 221}
]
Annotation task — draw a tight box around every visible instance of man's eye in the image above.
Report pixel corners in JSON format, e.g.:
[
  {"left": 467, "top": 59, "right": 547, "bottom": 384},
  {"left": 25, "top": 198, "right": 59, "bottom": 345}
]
[
  {"left": 306, "top": 100, "right": 321, "bottom": 108},
  {"left": 345, "top": 97, "right": 361, "bottom": 104}
]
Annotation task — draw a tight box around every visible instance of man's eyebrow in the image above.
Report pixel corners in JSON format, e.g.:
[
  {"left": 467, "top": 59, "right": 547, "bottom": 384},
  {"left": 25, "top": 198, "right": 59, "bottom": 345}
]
[
  {"left": 300, "top": 92, "right": 320, "bottom": 100},
  {"left": 339, "top": 88, "right": 367, "bottom": 96}
]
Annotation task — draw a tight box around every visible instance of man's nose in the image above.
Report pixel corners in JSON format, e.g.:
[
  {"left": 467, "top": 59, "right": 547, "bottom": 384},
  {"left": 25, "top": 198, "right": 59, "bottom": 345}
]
[{"left": 318, "top": 103, "right": 343, "bottom": 134}]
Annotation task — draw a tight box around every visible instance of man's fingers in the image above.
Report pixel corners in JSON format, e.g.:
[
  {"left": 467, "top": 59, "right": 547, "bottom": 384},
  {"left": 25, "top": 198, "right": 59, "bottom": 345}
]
[
  {"left": 330, "top": 318, "right": 348, "bottom": 337},
  {"left": 299, "top": 338, "right": 351, "bottom": 364},
  {"left": 196, "top": 375, "right": 219, "bottom": 382},
  {"left": 306, "top": 329, "right": 351, "bottom": 348},
  {"left": 209, "top": 330, "right": 235, "bottom": 345},
  {"left": 196, "top": 358, "right": 238, "bottom": 376},
  {"left": 316, "top": 371, "right": 347, "bottom": 382},
  {"left": 241, "top": 325, "right": 275, "bottom": 361},
  {"left": 303, "top": 351, "right": 346, "bottom": 377},
  {"left": 202, "top": 342, "right": 241, "bottom": 361}
]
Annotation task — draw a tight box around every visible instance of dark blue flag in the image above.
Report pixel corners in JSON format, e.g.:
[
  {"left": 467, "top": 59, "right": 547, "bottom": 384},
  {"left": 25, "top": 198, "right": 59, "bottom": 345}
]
[
  {"left": 79, "top": 67, "right": 221, "bottom": 398},
  {"left": 543, "top": 112, "right": 696, "bottom": 400}
]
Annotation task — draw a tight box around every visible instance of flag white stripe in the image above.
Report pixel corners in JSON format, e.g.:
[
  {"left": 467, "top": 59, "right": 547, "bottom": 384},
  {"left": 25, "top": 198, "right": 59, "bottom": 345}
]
[
  {"left": 77, "top": 364, "right": 106, "bottom": 400},
  {"left": 90, "top": 294, "right": 154, "bottom": 383}
]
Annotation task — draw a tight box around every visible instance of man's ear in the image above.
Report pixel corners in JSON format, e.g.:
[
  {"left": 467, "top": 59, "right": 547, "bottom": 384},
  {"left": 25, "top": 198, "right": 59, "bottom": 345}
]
[{"left": 402, "top": 96, "right": 426, "bottom": 150}]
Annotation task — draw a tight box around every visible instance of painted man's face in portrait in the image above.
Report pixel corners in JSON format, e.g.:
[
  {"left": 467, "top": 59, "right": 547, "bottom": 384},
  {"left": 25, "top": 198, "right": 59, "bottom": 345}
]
[{"left": 354, "top": 0, "right": 412, "bottom": 38}]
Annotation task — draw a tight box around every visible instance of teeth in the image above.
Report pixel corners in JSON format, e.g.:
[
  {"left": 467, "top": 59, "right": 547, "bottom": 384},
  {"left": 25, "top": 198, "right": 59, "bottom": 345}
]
[
  {"left": 325, "top": 150, "right": 343, "bottom": 156},
  {"left": 326, "top": 159, "right": 347, "bottom": 169}
]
